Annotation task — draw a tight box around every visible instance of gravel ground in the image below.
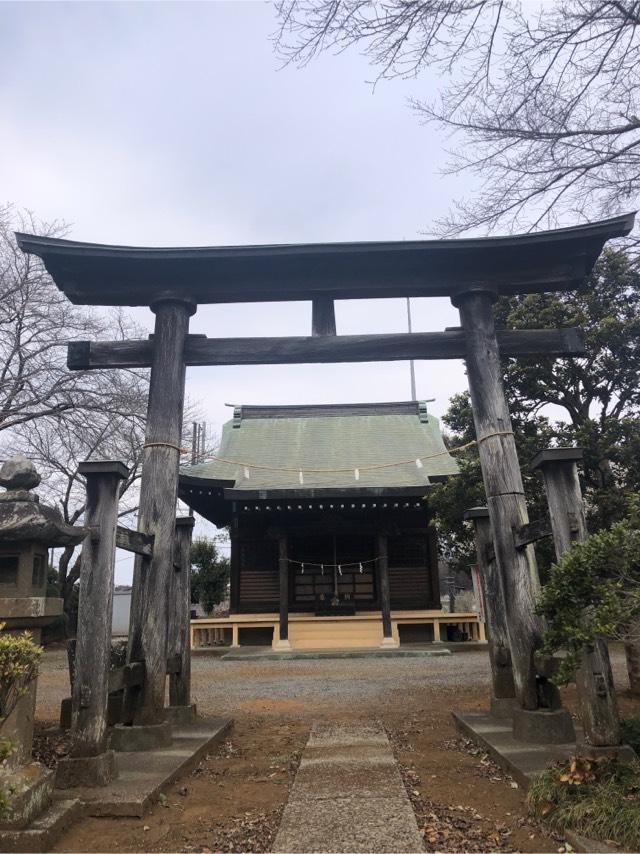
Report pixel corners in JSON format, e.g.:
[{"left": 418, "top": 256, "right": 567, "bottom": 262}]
[
  {"left": 37, "top": 644, "right": 635, "bottom": 722},
  {"left": 36, "top": 647, "right": 495, "bottom": 721}
]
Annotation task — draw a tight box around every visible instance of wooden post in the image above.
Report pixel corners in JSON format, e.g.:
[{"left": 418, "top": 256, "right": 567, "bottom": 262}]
[
  {"left": 463, "top": 507, "right": 516, "bottom": 714},
  {"left": 312, "top": 297, "right": 336, "bottom": 336},
  {"left": 127, "top": 298, "right": 195, "bottom": 725},
  {"left": 454, "top": 289, "right": 543, "bottom": 710},
  {"left": 168, "top": 516, "right": 195, "bottom": 709},
  {"left": 377, "top": 533, "right": 396, "bottom": 647},
  {"left": 532, "top": 448, "right": 621, "bottom": 746},
  {"left": 275, "top": 534, "right": 291, "bottom": 650},
  {"left": 71, "top": 462, "right": 128, "bottom": 757}
]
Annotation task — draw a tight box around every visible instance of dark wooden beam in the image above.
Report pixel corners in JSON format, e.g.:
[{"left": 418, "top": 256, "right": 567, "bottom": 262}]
[
  {"left": 513, "top": 519, "right": 552, "bottom": 550},
  {"left": 115, "top": 526, "right": 154, "bottom": 556},
  {"left": 68, "top": 327, "right": 586, "bottom": 370},
  {"left": 312, "top": 297, "right": 336, "bottom": 336},
  {"left": 107, "top": 661, "right": 145, "bottom": 694}
]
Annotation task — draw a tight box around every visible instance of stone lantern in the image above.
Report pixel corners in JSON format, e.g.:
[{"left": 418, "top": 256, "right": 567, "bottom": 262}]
[{"left": 0, "top": 455, "right": 85, "bottom": 846}]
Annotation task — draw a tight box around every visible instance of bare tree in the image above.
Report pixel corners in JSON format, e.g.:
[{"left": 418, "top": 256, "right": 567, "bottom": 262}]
[
  {"left": 274, "top": 1, "right": 640, "bottom": 237},
  {"left": 0, "top": 205, "right": 145, "bottom": 431},
  {"left": 11, "top": 332, "right": 149, "bottom": 626}
]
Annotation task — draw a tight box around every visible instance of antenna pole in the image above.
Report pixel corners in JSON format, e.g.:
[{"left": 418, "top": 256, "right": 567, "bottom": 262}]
[{"left": 406, "top": 297, "right": 417, "bottom": 401}]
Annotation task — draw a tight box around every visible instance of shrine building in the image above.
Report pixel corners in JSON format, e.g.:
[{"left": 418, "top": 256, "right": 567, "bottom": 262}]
[{"left": 180, "top": 399, "right": 482, "bottom": 651}]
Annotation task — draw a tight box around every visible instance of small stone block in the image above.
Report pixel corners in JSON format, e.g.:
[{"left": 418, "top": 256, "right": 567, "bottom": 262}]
[
  {"left": 490, "top": 696, "right": 518, "bottom": 719},
  {"left": 109, "top": 721, "right": 172, "bottom": 752},
  {"left": 0, "top": 764, "right": 53, "bottom": 830},
  {"left": 575, "top": 742, "right": 638, "bottom": 763},
  {"left": 512, "top": 707, "right": 576, "bottom": 744},
  {"left": 56, "top": 750, "right": 118, "bottom": 788},
  {"left": 164, "top": 704, "right": 197, "bottom": 726}
]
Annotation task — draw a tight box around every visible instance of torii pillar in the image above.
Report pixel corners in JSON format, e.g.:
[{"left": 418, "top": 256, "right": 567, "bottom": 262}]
[
  {"left": 452, "top": 292, "right": 572, "bottom": 746},
  {"left": 453, "top": 288, "right": 544, "bottom": 711},
  {"left": 127, "top": 298, "right": 196, "bottom": 732}
]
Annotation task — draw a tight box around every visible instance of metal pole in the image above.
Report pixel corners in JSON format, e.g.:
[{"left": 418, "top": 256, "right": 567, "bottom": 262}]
[{"left": 406, "top": 297, "right": 417, "bottom": 401}]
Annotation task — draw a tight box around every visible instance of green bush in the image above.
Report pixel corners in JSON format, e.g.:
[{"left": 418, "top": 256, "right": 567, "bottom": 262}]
[
  {"left": 528, "top": 755, "right": 640, "bottom": 849},
  {"left": 0, "top": 623, "right": 42, "bottom": 723},
  {"left": 536, "top": 498, "right": 640, "bottom": 684}
]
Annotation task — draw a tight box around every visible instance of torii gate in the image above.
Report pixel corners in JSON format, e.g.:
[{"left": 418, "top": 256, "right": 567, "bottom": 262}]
[{"left": 17, "top": 213, "right": 635, "bottom": 735}]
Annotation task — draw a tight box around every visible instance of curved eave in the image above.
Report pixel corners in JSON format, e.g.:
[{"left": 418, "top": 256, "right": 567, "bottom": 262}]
[{"left": 16, "top": 212, "right": 635, "bottom": 306}]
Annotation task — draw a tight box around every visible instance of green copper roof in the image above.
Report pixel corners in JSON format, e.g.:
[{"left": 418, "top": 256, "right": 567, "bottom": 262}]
[{"left": 180, "top": 401, "right": 458, "bottom": 493}]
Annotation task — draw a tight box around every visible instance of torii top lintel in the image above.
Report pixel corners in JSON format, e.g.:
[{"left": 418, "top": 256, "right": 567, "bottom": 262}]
[{"left": 15, "top": 213, "right": 634, "bottom": 307}]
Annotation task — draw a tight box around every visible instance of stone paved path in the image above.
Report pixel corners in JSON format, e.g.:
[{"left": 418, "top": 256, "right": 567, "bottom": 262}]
[{"left": 273, "top": 721, "right": 424, "bottom": 853}]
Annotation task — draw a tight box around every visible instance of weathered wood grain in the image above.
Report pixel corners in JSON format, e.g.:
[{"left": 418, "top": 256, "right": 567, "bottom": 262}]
[
  {"left": 513, "top": 519, "right": 552, "bottom": 549},
  {"left": 533, "top": 449, "right": 621, "bottom": 746},
  {"left": 72, "top": 460, "right": 128, "bottom": 756},
  {"left": 168, "top": 516, "right": 194, "bottom": 707},
  {"left": 463, "top": 507, "right": 515, "bottom": 701},
  {"left": 127, "top": 299, "right": 193, "bottom": 725},
  {"left": 115, "top": 526, "right": 154, "bottom": 556},
  {"left": 67, "top": 328, "right": 586, "bottom": 370},
  {"left": 455, "top": 290, "right": 544, "bottom": 710}
]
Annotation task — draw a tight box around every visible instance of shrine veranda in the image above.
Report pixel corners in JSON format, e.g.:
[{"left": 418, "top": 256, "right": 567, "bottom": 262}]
[{"left": 17, "top": 213, "right": 635, "bottom": 730}]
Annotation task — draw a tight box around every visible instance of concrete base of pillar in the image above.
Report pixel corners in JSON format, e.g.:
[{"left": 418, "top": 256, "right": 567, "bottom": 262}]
[
  {"left": 56, "top": 750, "right": 118, "bottom": 788},
  {"left": 379, "top": 637, "right": 400, "bottom": 649},
  {"left": 0, "top": 764, "right": 53, "bottom": 830},
  {"left": 109, "top": 720, "right": 172, "bottom": 752},
  {"left": 575, "top": 742, "right": 638, "bottom": 763},
  {"left": 273, "top": 639, "right": 292, "bottom": 651},
  {"left": 489, "top": 696, "right": 518, "bottom": 719},
  {"left": 512, "top": 708, "right": 576, "bottom": 744},
  {"left": 165, "top": 704, "right": 197, "bottom": 727}
]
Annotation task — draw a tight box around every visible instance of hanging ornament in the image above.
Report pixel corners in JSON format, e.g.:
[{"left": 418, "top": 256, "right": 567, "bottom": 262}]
[
  {"left": 299, "top": 470, "right": 304, "bottom": 484},
  {"left": 244, "top": 467, "right": 251, "bottom": 479},
  {"left": 338, "top": 564, "right": 342, "bottom": 576},
  {"left": 359, "top": 562, "right": 363, "bottom": 574},
  {"left": 321, "top": 563, "right": 324, "bottom": 575},
  {"left": 415, "top": 458, "right": 424, "bottom": 469},
  {"left": 354, "top": 468, "right": 360, "bottom": 481},
  {"left": 301, "top": 563, "right": 305, "bottom": 575}
]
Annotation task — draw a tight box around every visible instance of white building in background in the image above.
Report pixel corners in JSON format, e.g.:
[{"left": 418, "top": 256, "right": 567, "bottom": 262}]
[{"left": 112, "top": 586, "right": 132, "bottom": 637}]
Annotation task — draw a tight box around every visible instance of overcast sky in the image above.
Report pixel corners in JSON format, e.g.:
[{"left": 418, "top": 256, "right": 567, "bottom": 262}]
[{"left": 1, "top": 1, "right": 476, "bottom": 579}]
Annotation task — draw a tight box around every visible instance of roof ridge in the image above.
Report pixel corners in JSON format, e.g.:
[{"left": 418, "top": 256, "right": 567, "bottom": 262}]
[{"left": 233, "top": 401, "right": 429, "bottom": 420}]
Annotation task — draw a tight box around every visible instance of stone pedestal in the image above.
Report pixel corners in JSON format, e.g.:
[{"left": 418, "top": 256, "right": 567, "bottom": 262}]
[
  {"left": 56, "top": 750, "right": 118, "bottom": 788},
  {"left": 109, "top": 720, "right": 172, "bottom": 752},
  {"left": 164, "top": 704, "right": 197, "bottom": 726},
  {"left": 575, "top": 742, "right": 637, "bottom": 763},
  {"left": 490, "top": 696, "right": 518, "bottom": 719},
  {"left": 512, "top": 708, "right": 576, "bottom": 744}
]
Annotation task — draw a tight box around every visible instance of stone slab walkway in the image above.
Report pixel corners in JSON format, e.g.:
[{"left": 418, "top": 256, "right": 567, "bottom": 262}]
[{"left": 273, "top": 721, "right": 424, "bottom": 853}]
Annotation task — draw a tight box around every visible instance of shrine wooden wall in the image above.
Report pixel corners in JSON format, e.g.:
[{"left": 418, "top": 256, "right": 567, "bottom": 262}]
[{"left": 229, "top": 508, "right": 441, "bottom": 614}]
